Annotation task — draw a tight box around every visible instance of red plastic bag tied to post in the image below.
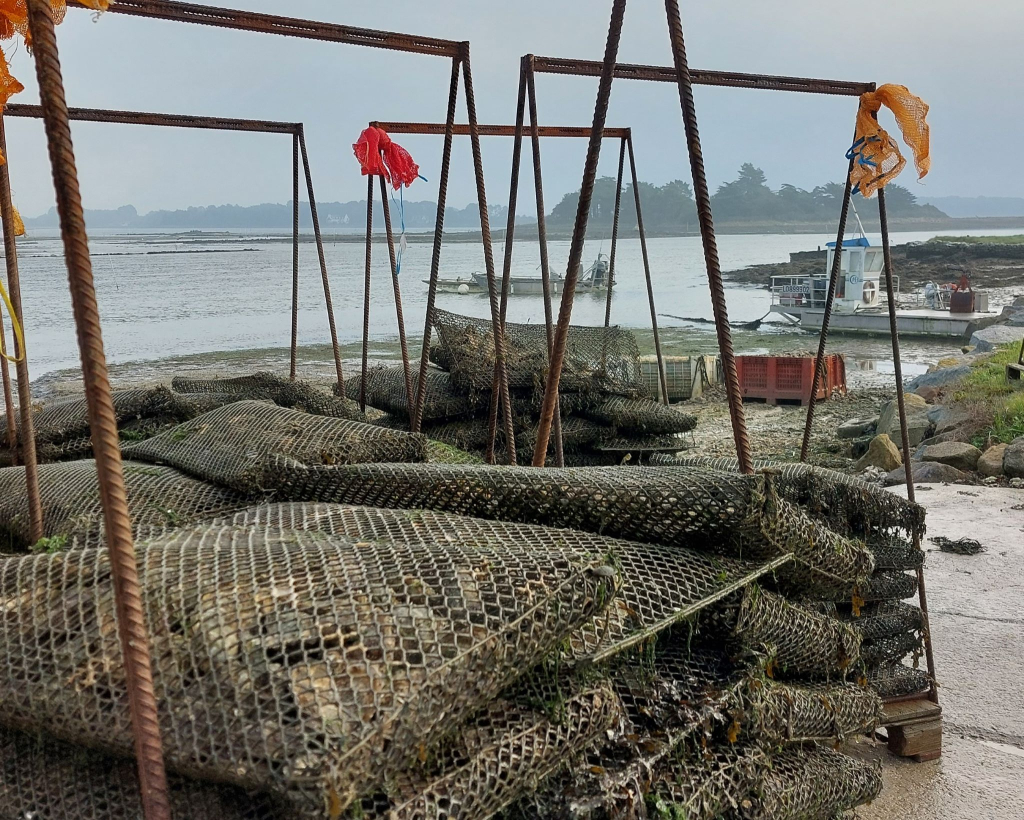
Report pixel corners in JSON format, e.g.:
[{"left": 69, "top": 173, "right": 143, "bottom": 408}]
[{"left": 353, "top": 126, "right": 421, "bottom": 190}]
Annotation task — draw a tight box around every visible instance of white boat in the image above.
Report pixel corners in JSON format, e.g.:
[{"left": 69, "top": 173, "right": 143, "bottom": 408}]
[
  {"left": 768, "top": 237, "right": 997, "bottom": 338},
  {"left": 428, "top": 255, "right": 610, "bottom": 296}
]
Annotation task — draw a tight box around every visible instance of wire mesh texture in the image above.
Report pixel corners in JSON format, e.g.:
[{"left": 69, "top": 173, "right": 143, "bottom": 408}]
[
  {"left": 221, "top": 503, "right": 789, "bottom": 664},
  {"left": 430, "top": 308, "right": 645, "bottom": 397},
  {"left": 0, "top": 386, "right": 241, "bottom": 466},
  {"left": 0, "top": 523, "right": 617, "bottom": 816},
  {"left": 123, "top": 401, "right": 428, "bottom": 493},
  {"left": 0, "top": 459, "right": 251, "bottom": 552},
  {"left": 841, "top": 600, "right": 924, "bottom": 642},
  {"left": 172, "top": 372, "right": 366, "bottom": 421},
  {"left": 652, "top": 454, "right": 926, "bottom": 540},
  {"left": 580, "top": 396, "right": 697, "bottom": 435},
  {"left": 341, "top": 365, "right": 481, "bottom": 422},
  {"left": 867, "top": 663, "right": 933, "bottom": 700},
  {"left": 0, "top": 725, "right": 287, "bottom": 820},
  {"left": 265, "top": 463, "right": 874, "bottom": 597}
]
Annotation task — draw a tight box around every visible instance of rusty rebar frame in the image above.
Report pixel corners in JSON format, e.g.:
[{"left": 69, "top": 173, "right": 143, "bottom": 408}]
[{"left": 4, "top": 104, "right": 343, "bottom": 383}]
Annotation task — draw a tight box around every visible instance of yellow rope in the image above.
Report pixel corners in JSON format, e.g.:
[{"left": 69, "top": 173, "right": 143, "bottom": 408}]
[{"left": 0, "top": 274, "right": 23, "bottom": 363}]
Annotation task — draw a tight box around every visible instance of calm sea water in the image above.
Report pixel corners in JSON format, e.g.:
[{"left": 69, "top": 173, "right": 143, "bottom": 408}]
[{"left": 10, "top": 227, "right": 1022, "bottom": 386}]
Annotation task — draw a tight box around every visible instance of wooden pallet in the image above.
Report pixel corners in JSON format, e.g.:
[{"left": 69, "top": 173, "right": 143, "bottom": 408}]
[{"left": 880, "top": 697, "right": 943, "bottom": 761}]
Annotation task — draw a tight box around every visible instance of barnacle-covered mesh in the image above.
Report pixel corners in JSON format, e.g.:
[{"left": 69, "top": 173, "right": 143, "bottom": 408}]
[
  {"left": 422, "top": 418, "right": 492, "bottom": 454},
  {"left": 123, "top": 401, "right": 427, "bottom": 493},
  {"left": 751, "top": 744, "right": 882, "bottom": 820},
  {"left": 516, "top": 416, "right": 607, "bottom": 458},
  {"left": 349, "top": 682, "right": 620, "bottom": 820},
  {"left": 868, "top": 533, "right": 925, "bottom": 570},
  {"left": 652, "top": 454, "right": 926, "bottom": 540},
  {"left": 0, "top": 525, "right": 616, "bottom": 814},
  {"left": 647, "top": 742, "right": 767, "bottom": 820},
  {"left": 595, "top": 433, "right": 688, "bottom": 454},
  {"left": 221, "top": 503, "right": 788, "bottom": 664},
  {"left": 430, "top": 309, "right": 644, "bottom": 397},
  {"left": 0, "top": 387, "right": 244, "bottom": 466},
  {"left": 713, "top": 588, "right": 861, "bottom": 678},
  {"left": 341, "top": 365, "right": 479, "bottom": 422},
  {"left": 0, "top": 460, "right": 250, "bottom": 552},
  {"left": 867, "top": 663, "right": 932, "bottom": 700},
  {"left": 860, "top": 630, "right": 923, "bottom": 668},
  {"left": 856, "top": 570, "right": 919, "bottom": 602},
  {"left": 581, "top": 396, "right": 697, "bottom": 435},
  {"left": 0, "top": 726, "right": 285, "bottom": 820},
  {"left": 842, "top": 600, "right": 923, "bottom": 641},
  {"left": 171, "top": 372, "right": 366, "bottom": 421},
  {"left": 265, "top": 462, "right": 870, "bottom": 594}
]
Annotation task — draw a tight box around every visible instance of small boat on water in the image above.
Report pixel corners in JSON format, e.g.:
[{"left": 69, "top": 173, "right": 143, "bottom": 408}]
[
  {"left": 429, "top": 255, "right": 611, "bottom": 296},
  {"left": 768, "top": 237, "right": 997, "bottom": 337}
]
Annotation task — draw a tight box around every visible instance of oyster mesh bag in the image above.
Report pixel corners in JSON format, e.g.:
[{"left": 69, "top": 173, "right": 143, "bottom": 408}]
[
  {"left": 172, "top": 372, "right": 365, "bottom": 420},
  {"left": 0, "top": 524, "right": 616, "bottom": 814},
  {"left": 269, "top": 463, "right": 873, "bottom": 596},
  {"left": 123, "top": 401, "right": 427, "bottom": 493},
  {"left": 653, "top": 454, "right": 926, "bottom": 540},
  {"left": 867, "top": 663, "right": 932, "bottom": 700},
  {"left": 0, "top": 460, "right": 250, "bottom": 552},
  {"left": 430, "top": 308, "right": 645, "bottom": 397},
  {"left": 842, "top": 600, "right": 924, "bottom": 641},
  {"left": 342, "top": 365, "right": 480, "bottom": 422},
  {"left": 580, "top": 396, "right": 697, "bottom": 436},
  {"left": 224, "top": 503, "right": 788, "bottom": 663}
]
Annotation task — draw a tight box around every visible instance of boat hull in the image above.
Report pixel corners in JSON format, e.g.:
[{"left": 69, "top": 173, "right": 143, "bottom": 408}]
[{"left": 770, "top": 305, "right": 999, "bottom": 338}]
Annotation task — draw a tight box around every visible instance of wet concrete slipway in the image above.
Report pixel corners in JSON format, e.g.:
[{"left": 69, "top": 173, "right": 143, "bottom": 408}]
[{"left": 850, "top": 483, "right": 1024, "bottom": 819}]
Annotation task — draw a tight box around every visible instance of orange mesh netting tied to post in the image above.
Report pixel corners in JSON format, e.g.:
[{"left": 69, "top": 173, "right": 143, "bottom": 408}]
[
  {"left": 848, "top": 84, "right": 931, "bottom": 198},
  {"left": 352, "top": 125, "right": 421, "bottom": 189}
]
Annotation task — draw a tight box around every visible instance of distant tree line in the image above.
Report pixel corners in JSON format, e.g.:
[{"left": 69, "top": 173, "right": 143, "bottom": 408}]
[
  {"left": 547, "top": 163, "right": 947, "bottom": 229},
  {"left": 26, "top": 163, "right": 948, "bottom": 232}
]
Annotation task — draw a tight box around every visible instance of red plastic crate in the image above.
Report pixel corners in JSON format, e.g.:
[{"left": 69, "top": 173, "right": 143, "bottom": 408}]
[{"left": 736, "top": 354, "right": 846, "bottom": 406}]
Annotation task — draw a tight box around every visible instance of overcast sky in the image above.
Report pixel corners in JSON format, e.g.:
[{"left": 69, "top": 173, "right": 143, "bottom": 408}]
[{"left": 4, "top": 0, "right": 1022, "bottom": 217}]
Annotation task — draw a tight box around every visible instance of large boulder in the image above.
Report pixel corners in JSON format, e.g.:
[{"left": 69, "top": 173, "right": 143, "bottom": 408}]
[
  {"left": 907, "top": 364, "right": 970, "bottom": 394},
  {"left": 884, "top": 460, "right": 968, "bottom": 486},
  {"left": 855, "top": 433, "right": 903, "bottom": 473},
  {"left": 837, "top": 417, "right": 878, "bottom": 439},
  {"left": 877, "top": 393, "right": 932, "bottom": 447},
  {"left": 1005, "top": 437, "right": 1024, "bottom": 479},
  {"left": 977, "top": 443, "right": 1008, "bottom": 477},
  {"left": 969, "top": 324, "right": 1024, "bottom": 353},
  {"left": 918, "top": 441, "right": 982, "bottom": 472}
]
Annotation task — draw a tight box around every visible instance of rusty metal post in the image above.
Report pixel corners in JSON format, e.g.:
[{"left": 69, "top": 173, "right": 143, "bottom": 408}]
[
  {"left": 0, "top": 314, "right": 17, "bottom": 464},
  {"left": 603, "top": 136, "right": 626, "bottom": 329},
  {"left": 298, "top": 127, "right": 345, "bottom": 391},
  {"left": 412, "top": 56, "right": 461, "bottom": 435},
  {"left": 289, "top": 131, "right": 300, "bottom": 380},
  {"left": 663, "top": 0, "right": 752, "bottom": 473},
  {"left": 461, "top": 44, "right": 517, "bottom": 464},
  {"left": 531, "top": 0, "right": 627, "bottom": 467},
  {"left": 360, "top": 174, "right": 374, "bottom": 411},
  {"left": 627, "top": 134, "right": 670, "bottom": 406},
  {"left": 379, "top": 176, "right": 415, "bottom": 418},
  {"left": 524, "top": 58, "right": 564, "bottom": 466},
  {"left": 0, "top": 118, "right": 42, "bottom": 538},
  {"left": 879, "top": 187, "right": 939, "bottom": 704},
  {"left": 486, "top": 64, "right": 528, "bottom": 461},
  {"left": 23, "top": 2, "right": 171, "bottom": 818},
  {"left": 799, "top": 152, "right": 855, "bottom": 462}
]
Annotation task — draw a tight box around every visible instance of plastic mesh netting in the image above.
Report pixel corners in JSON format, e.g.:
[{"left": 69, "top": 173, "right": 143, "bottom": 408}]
[
  {"left": 580, "top": 396, "right": 697, "bottom": 436},
  {"left": 0, "top": 726, "right": 285, "bottom": 820},
  {"left": 0, "top": 524, "right": 616, "bottom": 815},
  {"left": 172, "top": 372, "right": 365, "bottom": 421},
  {"left": 860, "top": 630, "right": 924, "bottom": 668},
  {"left": 0, "top": 387, "right": 241, "bottom": 466},
  {"left": 652, "top": 454, "right": 926, "bottom": 540},
  {"left": 342, "top": 365, "right": 479, "bottom": 422},
  {"left": 430, "top": 308, "right": 644, "bottom": 397},
  {"left": 123, "top": 401, "right": 427, "bottom": 493},
  {"left": 843, "top": 600, "right": 923, "bottom": 642},
  {"left": 868, "top": 663, "right": 932, "bottom": 700},
  {"left": 265, "top": 462, "right": 873, "bottom": 595},
  {"left": 868, "top": 533, "right": 926, "bottom": 570},
  {"left": 856, "top": 570, "right": 918, "bottom": 603},
  {"left": 0, "top": 460, "right": 250, "bottom": 552},
  {"left": 221, "top": 503, "right": 788, "bottom": 664},
  {"left": 750, "top": 744, "right": 882, "bottom": 820},
  {"left": 648, "top": 742, "right": 767, "bottom": 820}
]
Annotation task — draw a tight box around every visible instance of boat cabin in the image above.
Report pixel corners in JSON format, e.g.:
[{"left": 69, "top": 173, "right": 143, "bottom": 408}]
[{"left": 772, "top": 237, "right": 887, "bottom": 313}]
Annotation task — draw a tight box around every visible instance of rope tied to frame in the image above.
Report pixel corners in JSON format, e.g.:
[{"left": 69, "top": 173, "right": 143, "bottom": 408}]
[
  {"left": 0, "top": 272, "right": 25, "bottom": 364},
  {"left": 847, "top": 84, "right": 930, "bottom": 198}
]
